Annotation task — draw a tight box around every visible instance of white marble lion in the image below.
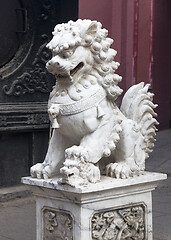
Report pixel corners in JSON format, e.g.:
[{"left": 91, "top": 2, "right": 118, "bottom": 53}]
[{"left": 30, "top": 19, "right": 158, "bottom": 186}]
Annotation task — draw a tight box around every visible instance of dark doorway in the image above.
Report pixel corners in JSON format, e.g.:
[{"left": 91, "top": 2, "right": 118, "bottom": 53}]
[{"left": 0, "top": 0, "right": 78, "bottom": 187}]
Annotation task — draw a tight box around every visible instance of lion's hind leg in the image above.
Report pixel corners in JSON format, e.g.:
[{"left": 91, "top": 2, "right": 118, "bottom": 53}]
[{"left": 106, "top": 119, "right": 145, "bottom": 179}]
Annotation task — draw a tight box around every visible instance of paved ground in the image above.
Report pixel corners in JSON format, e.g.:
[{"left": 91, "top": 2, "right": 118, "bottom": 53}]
[
  {"left": 146, "top": 129, "right": 171, "bottom": 240},
  {"left": 0, "top": 197, "right": 36, "bottom": 240},
  {"left": 0, "top": 129, "right": 170, "bottom": 240}
]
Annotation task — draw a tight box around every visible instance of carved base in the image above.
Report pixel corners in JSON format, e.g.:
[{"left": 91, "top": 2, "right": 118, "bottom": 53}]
[{"left": 22, "top": 172, "right": 166, "bottom": 240}]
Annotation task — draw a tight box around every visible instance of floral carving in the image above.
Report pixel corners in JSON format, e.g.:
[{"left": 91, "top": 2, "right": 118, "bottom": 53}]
[
  {"left": 43, "top": 209, "right": 73, "bottom": 240},
  {"left": 92, "top": 205, "right": 145, "bottom": 240},
  {"left": 3, "top": 34, "right": 52, "bottom": 96}
]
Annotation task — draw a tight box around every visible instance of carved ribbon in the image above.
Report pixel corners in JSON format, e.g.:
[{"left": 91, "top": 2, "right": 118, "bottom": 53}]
[{"left": 49, "top": 88, "right": 106, "bottom": 129}]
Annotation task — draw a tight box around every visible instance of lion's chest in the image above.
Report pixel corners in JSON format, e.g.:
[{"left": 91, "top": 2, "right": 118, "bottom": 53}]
[
  {"left": 49, "top": 85, "right": 107, "bottom": 140},
  {"left": 58, "top": 107, "right": 101, "bottom": 140}
]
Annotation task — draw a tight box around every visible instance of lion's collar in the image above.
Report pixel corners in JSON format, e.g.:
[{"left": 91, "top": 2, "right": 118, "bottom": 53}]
[{"left": 50, "top": 87, "right": 106, "bottom": 116}]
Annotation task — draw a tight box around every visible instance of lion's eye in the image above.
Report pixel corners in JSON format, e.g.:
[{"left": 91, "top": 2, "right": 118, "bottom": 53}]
[{"left": 63, "top": 50, "right": 73, "bottom": 58}]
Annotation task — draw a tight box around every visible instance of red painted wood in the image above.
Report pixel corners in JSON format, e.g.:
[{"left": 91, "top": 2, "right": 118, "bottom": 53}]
[
  {"left": 149, "top": 0, "right": 154, "bottom": 86},
  {"left": 79, "top": 0, "right": 135, "bottom": 92},
  {"left": 112, "top": 0, "right": 135, "bottom": 91},
  {"left": 133, "top": 0, "right": 139, "bottom": 85},
  {"left": 79, "top": 0, "right": 171, "bottom": 129},
  {"left": 152, "top": 0, "right": 171, "bottom": 129},
  {"left": 124, "top": 0, "right": 135, "bottom": 89},
  {"left": 79, "top": 0, "right": 113, "bottom": 35},
  {"left": 136, "top": 0, "right": 154, "bottom": 86}
]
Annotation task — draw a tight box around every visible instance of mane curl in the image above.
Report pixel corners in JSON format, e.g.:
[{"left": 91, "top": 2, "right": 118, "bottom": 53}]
[{"left": 47, "top": 19, "right": 123, "bottom": 101}]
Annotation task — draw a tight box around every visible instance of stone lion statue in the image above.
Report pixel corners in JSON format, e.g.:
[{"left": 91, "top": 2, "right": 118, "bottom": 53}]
[{"left": 30, "top": 19, "right": 158, "bottom": 187}]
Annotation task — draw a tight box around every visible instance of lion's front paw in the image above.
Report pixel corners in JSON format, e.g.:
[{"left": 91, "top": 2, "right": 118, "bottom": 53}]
[
  {"left": 30, "top": 164, "right": 58, "bottom": 179},
  {"left": 65, "top": 145, "right": 89, "bottom": 162},
  {"left": 106, "top": 162, "right": 133, "bottom": 179},
  {"left": 30, "top": 163, "right": 44, "bottom": 179}
]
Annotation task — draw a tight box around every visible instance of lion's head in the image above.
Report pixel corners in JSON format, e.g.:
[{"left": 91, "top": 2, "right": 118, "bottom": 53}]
[
  {"left": 59, "top": 158, "right": 100, "bottom": 186},
  {"left": 46, "top": 19, "right": 123, "bottom": 101}
]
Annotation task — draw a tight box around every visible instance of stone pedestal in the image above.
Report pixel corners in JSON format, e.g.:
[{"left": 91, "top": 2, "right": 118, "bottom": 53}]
[{"left": 22, "top": 172, "right": 166, "bottom": 240}]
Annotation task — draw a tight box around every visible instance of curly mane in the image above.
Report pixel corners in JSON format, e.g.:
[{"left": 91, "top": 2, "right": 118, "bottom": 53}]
[{"left": 47, "top": 19, "right": 123, "bottom": 101}]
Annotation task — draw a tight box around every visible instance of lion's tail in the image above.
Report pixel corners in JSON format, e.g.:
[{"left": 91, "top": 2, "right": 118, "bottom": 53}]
[{"left": 120, "top": 82, "right": 159, "bottom": 159}]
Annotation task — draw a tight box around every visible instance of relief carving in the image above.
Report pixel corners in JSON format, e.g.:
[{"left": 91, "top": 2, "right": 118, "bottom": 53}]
[
  {"left": 0, "top": 116, "right": 7, "bottom": 127},
  {"left": 92, "top": 205, "right": 145, "bottom": 240},
  {"left": 43, "top": 209, "right": 73, "bottom": 240},
  {"left": 41, "top": 0, "right": 53, "bottom": 21},
  {"left": 0, "top": 113, "right": 49, "bottom": 129},
  {"left": 3, "top": 34, "right": 52, "bottom": 96},
  {"left": 27, "top": 113, "right": 49, "bottom": 125}
]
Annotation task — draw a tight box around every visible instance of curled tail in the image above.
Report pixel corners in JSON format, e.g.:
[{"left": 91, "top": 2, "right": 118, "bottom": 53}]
[{"left": 120, "top": 82, "right": 159, "bottom": 159}]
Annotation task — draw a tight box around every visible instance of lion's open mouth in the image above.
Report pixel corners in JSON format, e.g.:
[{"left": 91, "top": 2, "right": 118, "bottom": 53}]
[
  {"left": 55, "top": 62, "right": 84, "bottom": 81},
  {"left": 55, "top": 74, "right": 68, "bottom": 78},
  {"left": 70, "top": 62, "right": 84, "bottom": 77}
]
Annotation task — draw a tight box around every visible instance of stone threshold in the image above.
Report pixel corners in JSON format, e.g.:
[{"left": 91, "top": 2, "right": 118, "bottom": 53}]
[{"left": 0, "top": 184, "right": 32, "bottom": 202}]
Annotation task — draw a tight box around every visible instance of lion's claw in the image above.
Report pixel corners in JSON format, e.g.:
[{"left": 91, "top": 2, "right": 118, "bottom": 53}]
[
  {"left": 30, "top": 164, "right": 57, "bottom": 179},
  {"left": 106, "top": 162, "right": 132, "bottom": 179},
  {"left": 30, "top": 163, "right": 44, "bottom": 179},
  {"left": 65, "top": 145, "right": 89, "bottom": 162}
]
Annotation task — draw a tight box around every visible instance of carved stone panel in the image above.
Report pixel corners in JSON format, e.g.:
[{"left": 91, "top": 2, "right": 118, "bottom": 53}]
[
  {"left": 0, "top": 0, "right": 78, "bottom": 130},
  {"left": 0, "top": 102, "right": 49, "bottom": 131},
  {"left": 43, "top": 208, "right": 73, "bottom": 240},
  {"left": 92, "top": 204, "right": 146, "bottom": 240},
  {"left": 2, "top": 34, "right": 52, "bottom": 97}
]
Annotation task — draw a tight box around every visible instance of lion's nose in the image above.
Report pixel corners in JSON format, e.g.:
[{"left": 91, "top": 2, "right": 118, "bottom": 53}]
[
  {"left": 46, "top": 61, "right": 54, "bottom": 73},
  {"left": 46, "top": 61, "right": 51, "bottom": 68},
  {"left": 49, "top": 59, "right": 60, "bottom": 68}
]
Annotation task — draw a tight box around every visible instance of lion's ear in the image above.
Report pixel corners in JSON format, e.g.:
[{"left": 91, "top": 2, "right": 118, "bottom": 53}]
[{"left": 86, "top": 21, "right": 98, "bottom": 36}]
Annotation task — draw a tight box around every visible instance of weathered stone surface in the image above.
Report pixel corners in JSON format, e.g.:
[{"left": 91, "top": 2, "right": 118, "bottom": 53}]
[
  {"left": 22, "top": 172, "right": 166, "bottom": 240},
  {"left": 30, "top": 19, "right": 158, "bottom": 187}
]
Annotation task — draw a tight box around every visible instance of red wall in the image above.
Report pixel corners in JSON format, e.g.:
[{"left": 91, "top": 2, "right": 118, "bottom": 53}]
[
  {"left": 79, "top": 0, "right": 135, "bottom": 92},
  {"left": 79, "top": 0, "right": 113, "bottom": 35},
  {"left": 152, "top": 0, "right": 171, "bottom": 129},
  {"left": 79, "top": 0, "right": 171, "bottom": 129}
]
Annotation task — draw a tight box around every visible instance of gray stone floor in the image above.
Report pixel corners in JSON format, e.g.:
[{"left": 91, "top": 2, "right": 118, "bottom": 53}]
[
  {"left": 0, "top": 197, "right": 36, "bottom": 240},
  {"left": 0, "top": 129, "right": 170, "bottom": 240},
  {"left": 146, "top": 129, "right": 171, "bottom": 240}
]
